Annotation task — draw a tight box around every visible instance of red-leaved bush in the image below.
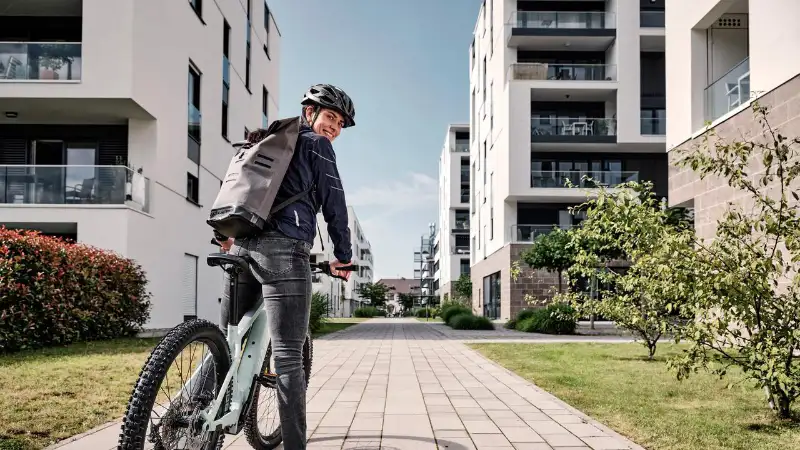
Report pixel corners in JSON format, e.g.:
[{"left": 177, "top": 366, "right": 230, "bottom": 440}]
[{"left": 0, "top": 227, "right": 152, "bottom": 353}]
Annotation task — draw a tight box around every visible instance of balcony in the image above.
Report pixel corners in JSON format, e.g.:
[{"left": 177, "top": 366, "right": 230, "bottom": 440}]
[
  {"left": 640, "top": 11, "right": 665, "bottom": 28},
  {"left": 508, "top": 11, "right": 616, "bottom": 51},
  {"left": 531, "top": 117, "right": 617, "bottom": 144},
  {"left": 0, "top": 165, "right": 150, "bottom": 212},
  {"left": 640, "top": 117, "right": 666, "bottom": 135},
  {"left": 511, "top": 224, "right": 573, "bottom": 243},
  {"left": 452, "top": 220, "right": 469, "bottom": 233},
  {"left": 0, "top": 42, "right": 82, "bottom": 81},
  {"left": 452, "top": 245, "right": 470, "bottom": 255},
  {"left": 530, "top": 170, "right": 638, "bottom": 189},
  {"left": 705, "top": 57, "right": 750, "bottom": 123},
  {"left": 452, "top": 141, "right": 469, "bottom": 152},
  {"left": 508, "top": 63, "right": 616, "bottom": 82}
]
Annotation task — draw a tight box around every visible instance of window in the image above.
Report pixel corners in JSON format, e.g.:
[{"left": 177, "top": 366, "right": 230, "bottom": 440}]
[
  {"left": 262, "top": 86, "right": 269, "bottom": 128},
  {"left": 460, "top": 259, "right": 470, "bottom": 276},
  {"left": 245, "top": 0, "right": 252, "bottom": 90},
  {"left": 187, "top": 173, "right": 199, "bottom": 203},
  {"left": 188, "top": 0, "right": 202, "bottom": 20},
  {"left": 264, "top": 1, "right": 271, "bottom": 58},
  {"left": 489, "top": 172, "right": 493, "bottom": 239},
  {"left": 222, "top": 20, "right": 231, "bottom": 139},
  {"left": 188, "top": 63, "right": 201, "bottom": 164}
]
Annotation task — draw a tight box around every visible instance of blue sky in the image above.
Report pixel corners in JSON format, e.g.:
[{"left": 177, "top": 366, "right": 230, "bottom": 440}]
[{"left": 268, "top": 0, "right": 482, "bottom": 279}]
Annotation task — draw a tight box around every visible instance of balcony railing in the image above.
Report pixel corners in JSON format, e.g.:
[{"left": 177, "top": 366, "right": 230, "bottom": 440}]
[
  {"left": 0, "top": 42, "right": 82, "bottom": 81},
  {"left": 0, "top": 165, "right": 150, "bottom": 212},
  {"left": 460, "top": 193, "right": 470, "bottom": 203},
  {"left": 704, "top": 57, "right": 751, "bottom": 123},
  {"left": 453, "top": 142, "right": 470, "bottom": 152},
  {"left": 452, "top": 245, "right": 470, "bottom": 255},
  {"left": 640, "top": 11, "right": 665, "bottom": 28},
  {"left": 641, "top": 117, "right": 666, "bottom": 135},
  {"left": 512, "top": 224, "right": 573, "bottom": 243},
  {"left": 531, "top": 117, "right": 617, "bottom": 137},
  {"left": 511, "top": 11, "right": 615, "bottom": 29},
  {"left": 530, "top": 170, "right": 638, "bottom": 188},
  {"left": 508, "top": 63, "right": 616, "bottom": 81},
  {"left": 453, "top": 220, "right": 470, "bottom": 230}
]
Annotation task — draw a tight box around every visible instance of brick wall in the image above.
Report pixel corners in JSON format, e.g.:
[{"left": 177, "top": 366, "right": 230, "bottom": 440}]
[
  {"left": 669, "top": 74, "right": 800, "bottom": 241},
  {"left": 470, "top": 243, "right": 565, "bottom": 320}
]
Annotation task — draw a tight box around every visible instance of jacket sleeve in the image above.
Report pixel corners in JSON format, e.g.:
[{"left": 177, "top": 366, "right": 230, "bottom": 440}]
[{"left": 310, "top": 137, "right": 353, "bottom": 262}]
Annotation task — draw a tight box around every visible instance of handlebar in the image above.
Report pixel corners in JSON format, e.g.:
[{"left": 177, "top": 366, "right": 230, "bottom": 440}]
[{"left": 210, "top": 238, "right": 358, "bottom": 281}]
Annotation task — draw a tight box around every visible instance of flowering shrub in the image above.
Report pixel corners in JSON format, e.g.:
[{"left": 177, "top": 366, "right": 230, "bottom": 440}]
[{"left": 0, "top": 227, "right": 151, "bottom": 352}]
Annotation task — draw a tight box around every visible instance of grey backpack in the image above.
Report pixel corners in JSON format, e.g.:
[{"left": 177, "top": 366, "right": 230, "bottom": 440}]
[{"left": 207, "top": 116, "right": 309, "bottom": 239}]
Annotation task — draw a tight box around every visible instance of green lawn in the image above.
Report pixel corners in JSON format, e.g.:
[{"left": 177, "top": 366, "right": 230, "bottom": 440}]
[
  {"left": 313, "top": 317, "right": 369, "bottom": 337},
  {"left": 0, "top": 338, "right": 160, "bottom": 450},
  {"left": 469, "top": 342, "right": 800, "bottom": 450},
  {"left": 415, "top": 317, "right": 444, "bottom": 323}
]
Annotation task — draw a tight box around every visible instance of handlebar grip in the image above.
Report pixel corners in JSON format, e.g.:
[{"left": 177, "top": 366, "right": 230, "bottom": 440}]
[{"left": 338, "top": 264, "right": 359, "bottom": 271}]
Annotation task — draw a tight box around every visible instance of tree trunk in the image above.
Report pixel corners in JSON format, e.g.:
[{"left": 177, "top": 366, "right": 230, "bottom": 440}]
[
  {"left": 647, "top": 341, "right": 657, "bottom": 360},
  {"left": 557, "top": 270, "right": 563, "bottom": 293}
]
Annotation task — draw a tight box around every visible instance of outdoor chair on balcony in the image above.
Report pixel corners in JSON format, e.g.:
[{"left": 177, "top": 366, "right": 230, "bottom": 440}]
[{"left": 66, "top": 178, "right": 96, "bottom": 204}]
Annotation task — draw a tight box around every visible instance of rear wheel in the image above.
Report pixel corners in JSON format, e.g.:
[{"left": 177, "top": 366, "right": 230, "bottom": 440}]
[
  {"left": 243, "top": 332, "right": 313, "bottom": 450},
  {"left": 117, "top": 319, "right": 231, "bottom": 450}
]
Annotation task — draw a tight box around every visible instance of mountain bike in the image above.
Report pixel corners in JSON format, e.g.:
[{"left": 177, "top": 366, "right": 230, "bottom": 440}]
[{"left": 117, "top": 246, "right": 356, "bottom": 450}]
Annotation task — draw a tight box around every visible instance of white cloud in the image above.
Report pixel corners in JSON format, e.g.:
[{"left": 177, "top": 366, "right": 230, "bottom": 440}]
[
  {"left": 345, "top": 172, "right": 439, "bottom": 279},
  {"left": 346, "top": 172, "right": 437, "bottom": 211}
]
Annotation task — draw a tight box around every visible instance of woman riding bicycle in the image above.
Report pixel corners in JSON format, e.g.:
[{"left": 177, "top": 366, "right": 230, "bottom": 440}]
[{"left": 214, "top": 83, "right": 357, "bottom": 449}]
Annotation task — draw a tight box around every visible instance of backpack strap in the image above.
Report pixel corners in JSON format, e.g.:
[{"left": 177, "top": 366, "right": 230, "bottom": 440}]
[{"left": 269, "top": 186, "right": 313, "bottom": 215}]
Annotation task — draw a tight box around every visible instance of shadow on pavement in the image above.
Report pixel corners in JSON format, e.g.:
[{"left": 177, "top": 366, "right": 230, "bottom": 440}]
[{"left": 308, "top": 433, "right": 473, "bottom": 449}]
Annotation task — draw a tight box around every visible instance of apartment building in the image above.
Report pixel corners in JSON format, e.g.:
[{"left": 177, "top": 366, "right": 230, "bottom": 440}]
[
  {"left": 437, "top": 124, "right": 472, "bottom": 302},
  {"left": 0, "top": 0, "right": 280, "bottom": 329},
  {"left": 310, "top": 206, "right": 373, "bottom": 317},
  {"left": 468, "top": 0, "right": 668, "bottom": 320},
  {"left": 666, "top": 0, "right": 800, "bottom": 240}
]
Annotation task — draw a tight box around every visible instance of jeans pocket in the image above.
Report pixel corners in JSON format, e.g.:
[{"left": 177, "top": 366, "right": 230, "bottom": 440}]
[{"left": 252, "top": 237, "right": 297, "bottom": 276}]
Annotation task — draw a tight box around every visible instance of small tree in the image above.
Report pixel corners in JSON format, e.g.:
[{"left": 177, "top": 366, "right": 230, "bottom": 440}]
[
  {"left": 356, "top": 282, "right": 390, "bottom": 309},
  {"left": 452, "top": 274, "right": 472, "bottom": 304},
  {"left": 519, "top": 227, "right": 576, "bottom": 293},
  {"left": 557, "top": 180, "right": 694, "bottom": 359},
  {"left": 398, "top": 293, "right": 415, "bottom": 311},
  {"left": 666, "top": 102, "right": 800, "bottom": 419}
]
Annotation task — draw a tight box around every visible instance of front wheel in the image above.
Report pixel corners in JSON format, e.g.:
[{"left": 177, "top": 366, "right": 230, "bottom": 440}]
[
  {"left": 117, "top": 319, "right": 231, "bottom": 450},
  {"left": 243, "top": 332, "right": 313, "bottom": 450}
]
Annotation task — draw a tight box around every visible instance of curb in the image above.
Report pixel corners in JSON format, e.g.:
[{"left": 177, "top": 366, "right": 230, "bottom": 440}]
[{"left": 45, "top": 420, "right": 121, "bottom": 449}]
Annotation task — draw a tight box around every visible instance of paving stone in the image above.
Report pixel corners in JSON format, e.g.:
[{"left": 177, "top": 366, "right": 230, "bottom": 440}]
[{"left": 59, "top": 319, "right": 642, "bottom": 450}]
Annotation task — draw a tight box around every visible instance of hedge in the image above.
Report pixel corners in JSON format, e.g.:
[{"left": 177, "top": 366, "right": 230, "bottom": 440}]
[
  {"left": 513, "top": 304, "right": 577, "bottom": 335},
  {"left": 0, "top": 227, "right": 152, "bottom": 352}
]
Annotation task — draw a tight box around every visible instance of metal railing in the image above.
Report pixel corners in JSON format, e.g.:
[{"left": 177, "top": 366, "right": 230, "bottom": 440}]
[
  {"left": 641, "top": 117, "right": 666, "bottom": 135},
  {"left": 453, "top": 142, "right": 470, "bottom": 152},
  {"left": 704, "top": 57, "right": 750, "bottom": 123},
  {"left": 512, "top": 224, "right": 574, "bottom": 243},
  {"left": 531, "top": 117, "right": 617, "bottom": 137},
  {"left": 453, "top": 220, "right": 470, "bottom": 230},
  {"left": 509, "top": 63, "right": 616, "bottom": 81},
  {"left": 452, "top": 245, "right": 470, "bottom": 255},
  {"left": 0, "top": 165, "right": 150, "bottom": 212},
  {"left": 511, "top": 11, "right": 615, "bottom": 29},
  {"left": 530, "top": 170, "right": 638, "bottom": 188},
  {"left": 0, "top": 42, "right": 82, "bottom": 81},
  {"left": 640, "top": 11, "right": 665, "bottom": 27}
]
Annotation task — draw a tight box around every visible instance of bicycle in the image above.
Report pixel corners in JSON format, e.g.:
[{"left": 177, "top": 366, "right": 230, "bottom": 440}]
[{"left": 117, "top": 244, "right": 356, "bottom": 450}]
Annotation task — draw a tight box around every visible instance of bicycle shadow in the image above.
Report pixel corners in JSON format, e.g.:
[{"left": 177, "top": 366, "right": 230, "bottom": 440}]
[{"left": 306, "top": 433, "right": 472, "bottom": 449}]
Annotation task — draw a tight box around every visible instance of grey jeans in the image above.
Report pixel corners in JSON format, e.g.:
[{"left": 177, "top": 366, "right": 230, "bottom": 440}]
[{"left": 218, "top": 230, "right": 312, "bottom": 449}]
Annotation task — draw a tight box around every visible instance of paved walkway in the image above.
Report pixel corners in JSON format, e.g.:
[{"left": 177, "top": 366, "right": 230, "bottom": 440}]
[{"left": 53, "top": 319, "right": 641, "bottom": 450}]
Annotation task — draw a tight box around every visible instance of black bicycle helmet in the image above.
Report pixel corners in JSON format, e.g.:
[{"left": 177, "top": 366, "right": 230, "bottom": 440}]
[{"left": 301, "top": 83, "right": 356, "bottom": 128}]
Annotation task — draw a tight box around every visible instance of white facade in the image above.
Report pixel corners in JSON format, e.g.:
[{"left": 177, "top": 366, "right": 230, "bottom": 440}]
[
  {"left": 665, "top": 0, "right": 799, "bottom": 150},
  {"left": 310, "top": 206, "right": 373, "bottom": 317},
  {"left": 468, "top": 0, "right": 668, "bottom": 318},
  {"left": 0, "top": 0, "right": 280, "bottom": 329},
  {"left": 437, "top": 124, "right": 471, "bottom": 301}
]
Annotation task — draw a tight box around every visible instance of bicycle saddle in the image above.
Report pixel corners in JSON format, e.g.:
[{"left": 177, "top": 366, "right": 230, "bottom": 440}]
[{"left": 207, "top": 253, "right": 250, "bottom": 272}]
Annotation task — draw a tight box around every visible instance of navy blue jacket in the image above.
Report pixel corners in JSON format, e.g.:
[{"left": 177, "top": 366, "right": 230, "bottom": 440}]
[{"left": 267, "top": 123, "right": 352, "bottom": 262}]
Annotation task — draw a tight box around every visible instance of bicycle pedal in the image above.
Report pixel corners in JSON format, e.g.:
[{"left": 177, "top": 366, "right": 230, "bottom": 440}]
[{"left": 256, "top": 373, "right": 277, "bottom": 388}]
